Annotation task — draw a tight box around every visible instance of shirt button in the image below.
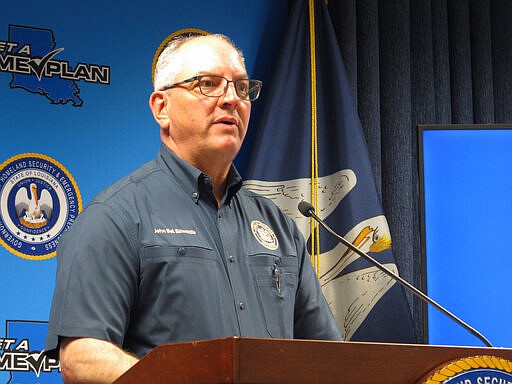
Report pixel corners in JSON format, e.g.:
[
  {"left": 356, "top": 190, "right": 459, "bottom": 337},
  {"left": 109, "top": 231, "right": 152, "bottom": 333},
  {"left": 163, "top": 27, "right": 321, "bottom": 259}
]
[
  {"left": 178, "top": 247, "right": 187, "bottom": 256},
  {"left": 239, "top": 301, "right": 245, "bottom": 310},
  {"left": 192, "top": 192, "right": 198, "bottom": 199},
  {"left": 229, "top": 255, "right": 235, "bottom": 263}
]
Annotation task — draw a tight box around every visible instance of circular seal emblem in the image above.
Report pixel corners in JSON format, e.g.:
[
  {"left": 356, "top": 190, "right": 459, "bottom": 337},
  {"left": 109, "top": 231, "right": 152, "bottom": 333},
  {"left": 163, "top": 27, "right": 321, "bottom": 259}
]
[
  {"left": 421, "top": 355, "right": 512, "bottom": 384},
  {"left": 0, "top": 153, "right": 82, "bottom": 260},
  {"left": 251, "top": 220, "right": 279, "bottom": 250}
]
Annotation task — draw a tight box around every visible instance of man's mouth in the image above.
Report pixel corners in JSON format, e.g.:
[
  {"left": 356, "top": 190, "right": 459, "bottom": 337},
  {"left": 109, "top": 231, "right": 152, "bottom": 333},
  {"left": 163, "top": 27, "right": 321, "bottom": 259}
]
[{"left": 214, "top": 117, "right": 238, "bottom": 126}]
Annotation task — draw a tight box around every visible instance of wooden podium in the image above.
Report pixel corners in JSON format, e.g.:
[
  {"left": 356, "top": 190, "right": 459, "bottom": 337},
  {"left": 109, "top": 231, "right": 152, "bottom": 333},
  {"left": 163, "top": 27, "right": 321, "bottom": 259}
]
[{"left": 113, "top": 337, "right": 512, "bottom": 383}]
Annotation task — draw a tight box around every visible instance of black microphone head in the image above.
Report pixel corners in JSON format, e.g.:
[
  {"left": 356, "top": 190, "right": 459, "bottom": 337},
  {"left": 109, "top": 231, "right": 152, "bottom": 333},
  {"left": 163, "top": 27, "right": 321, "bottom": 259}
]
[{"left": 298, "top": 201, "right": 314, "bottom": 217}]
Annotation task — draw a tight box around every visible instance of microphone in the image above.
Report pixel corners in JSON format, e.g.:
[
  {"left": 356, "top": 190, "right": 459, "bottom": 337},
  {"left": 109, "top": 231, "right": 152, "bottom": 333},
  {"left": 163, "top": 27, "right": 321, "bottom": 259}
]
[{"left": 298, "top": 200, "right": 493, "bottom": 347}]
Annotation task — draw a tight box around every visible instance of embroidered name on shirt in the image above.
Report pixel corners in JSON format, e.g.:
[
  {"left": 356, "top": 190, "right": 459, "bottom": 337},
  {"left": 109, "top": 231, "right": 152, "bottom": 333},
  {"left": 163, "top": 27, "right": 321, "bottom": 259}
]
[{"left": 154, "top": 228, "right": 197, "bottom": 235}]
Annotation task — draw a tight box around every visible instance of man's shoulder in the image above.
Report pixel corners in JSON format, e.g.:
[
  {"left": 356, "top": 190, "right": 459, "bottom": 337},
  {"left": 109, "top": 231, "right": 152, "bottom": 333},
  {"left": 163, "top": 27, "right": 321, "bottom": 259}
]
[
  {"left": 92, "top": 159, "right": 162, "bottom": 204},
  {"left": 68, "top": 159, "right": 165, "bottom": 235},
  {"left": 239, "top": 185, "right": 276, "bottom": 206},
  {"left": 238, "top": 186, "right": 293, "bottom": 221}
]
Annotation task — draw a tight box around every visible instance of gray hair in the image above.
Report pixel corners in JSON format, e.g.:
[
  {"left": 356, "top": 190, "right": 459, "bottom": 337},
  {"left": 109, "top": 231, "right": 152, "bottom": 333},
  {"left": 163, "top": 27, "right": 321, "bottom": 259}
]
[{"left": 153, "top": 34, "right": 246, "bottom": 91}]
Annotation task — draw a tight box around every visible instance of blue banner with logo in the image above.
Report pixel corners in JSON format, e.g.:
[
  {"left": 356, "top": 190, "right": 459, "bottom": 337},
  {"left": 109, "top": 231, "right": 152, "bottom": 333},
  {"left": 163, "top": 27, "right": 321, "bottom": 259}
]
[
  {"left": 244, "top": 0, "right": 416, "bottom": 343},
  {"left": 0, "top": 1, "right": 286, "bottom": 382}
]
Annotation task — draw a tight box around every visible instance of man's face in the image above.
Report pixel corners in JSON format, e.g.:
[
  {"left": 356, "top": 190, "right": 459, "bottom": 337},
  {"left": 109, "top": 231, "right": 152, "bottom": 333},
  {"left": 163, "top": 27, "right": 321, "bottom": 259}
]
[{"left": 160, "top": 37, "right": 252, "bottom": 169}]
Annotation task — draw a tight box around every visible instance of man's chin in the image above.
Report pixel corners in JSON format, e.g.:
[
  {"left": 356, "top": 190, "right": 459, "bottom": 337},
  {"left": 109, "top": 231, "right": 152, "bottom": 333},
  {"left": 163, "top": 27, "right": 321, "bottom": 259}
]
[{"left": 214, "top": 138, "right": 243, "bottom": 160}]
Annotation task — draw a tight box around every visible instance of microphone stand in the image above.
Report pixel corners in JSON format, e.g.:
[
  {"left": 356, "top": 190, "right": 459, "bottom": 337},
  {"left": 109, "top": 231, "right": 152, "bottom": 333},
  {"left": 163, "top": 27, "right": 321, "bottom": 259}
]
[{"left": 298, "top": 201, "right": 493, "bottom": 347}]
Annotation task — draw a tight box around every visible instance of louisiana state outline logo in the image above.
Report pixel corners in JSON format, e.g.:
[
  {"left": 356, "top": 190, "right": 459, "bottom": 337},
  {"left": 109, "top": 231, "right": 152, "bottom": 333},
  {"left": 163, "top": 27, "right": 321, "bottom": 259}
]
[
  {"left": 1, "top": 24, "right": 111, "bottom": 106},
  {"left": 0, "top": 153, "right": 82, "bottom": 260}
]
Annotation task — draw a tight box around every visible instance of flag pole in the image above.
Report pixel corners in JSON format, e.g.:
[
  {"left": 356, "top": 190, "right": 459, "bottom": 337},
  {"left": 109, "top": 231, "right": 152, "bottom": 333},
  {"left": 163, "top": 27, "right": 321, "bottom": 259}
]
[{"left": 308, "top": 0, "right": 321, "bottom": 275}]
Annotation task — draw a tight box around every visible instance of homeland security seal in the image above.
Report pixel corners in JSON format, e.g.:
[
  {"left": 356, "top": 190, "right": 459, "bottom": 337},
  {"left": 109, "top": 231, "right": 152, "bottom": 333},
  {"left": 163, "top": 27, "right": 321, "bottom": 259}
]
[
  {"left": 0, "top": 153, "right": 82, "bottom": 260},
  {"left": 420, "top": 355, "right": 512, "bottom": 383}
]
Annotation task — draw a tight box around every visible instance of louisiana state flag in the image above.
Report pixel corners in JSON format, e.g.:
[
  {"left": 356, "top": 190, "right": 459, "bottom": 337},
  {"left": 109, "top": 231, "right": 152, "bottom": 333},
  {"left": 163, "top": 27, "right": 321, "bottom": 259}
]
[{"left": 244, "top": 0, "right": 416, "bottom": 342}]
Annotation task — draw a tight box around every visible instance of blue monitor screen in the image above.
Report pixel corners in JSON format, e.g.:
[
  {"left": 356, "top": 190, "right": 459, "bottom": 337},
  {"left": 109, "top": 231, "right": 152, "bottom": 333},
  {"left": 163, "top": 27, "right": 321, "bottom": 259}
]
[{"left": 419, "top": 125, "right": 512, "bottom": 348}]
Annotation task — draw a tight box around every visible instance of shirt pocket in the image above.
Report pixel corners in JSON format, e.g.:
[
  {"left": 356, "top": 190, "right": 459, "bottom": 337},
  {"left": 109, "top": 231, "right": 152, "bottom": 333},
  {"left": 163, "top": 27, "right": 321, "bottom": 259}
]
[
  {"left": 140, "top": 245, "right": 225, "bottom": 311},
  {"left": 249, "top": 252, "right": 298, "bottom": 338}
]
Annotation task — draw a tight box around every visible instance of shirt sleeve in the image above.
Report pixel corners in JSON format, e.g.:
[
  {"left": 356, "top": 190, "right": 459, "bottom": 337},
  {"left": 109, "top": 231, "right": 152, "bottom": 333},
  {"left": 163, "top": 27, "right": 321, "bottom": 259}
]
[
  {"left": 292, "top": 227, "right": 343, "bottom": 341},
  {"left": 45, "top": 201, "right": 140, "bottom": 357}
]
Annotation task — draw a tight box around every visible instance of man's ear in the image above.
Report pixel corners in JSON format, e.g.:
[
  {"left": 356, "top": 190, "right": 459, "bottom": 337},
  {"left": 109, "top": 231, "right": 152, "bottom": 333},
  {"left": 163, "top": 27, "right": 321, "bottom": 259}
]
[{"left": 149, "top": 91, "right": 170, "bottom": 129}]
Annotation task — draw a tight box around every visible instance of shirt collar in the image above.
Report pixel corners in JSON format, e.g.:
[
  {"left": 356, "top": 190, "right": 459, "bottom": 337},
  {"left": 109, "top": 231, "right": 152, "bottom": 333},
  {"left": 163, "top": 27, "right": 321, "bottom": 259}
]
[
  {"left": 157, "top": 144, "right": 242, "bottom": 205},
  {"left": 225, "top": 165, "right": 243, "bottom": 205}
]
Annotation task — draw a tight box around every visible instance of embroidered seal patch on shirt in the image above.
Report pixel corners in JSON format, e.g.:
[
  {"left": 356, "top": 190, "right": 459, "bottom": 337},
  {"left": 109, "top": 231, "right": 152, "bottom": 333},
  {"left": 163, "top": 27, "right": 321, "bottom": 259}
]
[{"left": 251, "top": 220, "right": 279, "bottom": 250}]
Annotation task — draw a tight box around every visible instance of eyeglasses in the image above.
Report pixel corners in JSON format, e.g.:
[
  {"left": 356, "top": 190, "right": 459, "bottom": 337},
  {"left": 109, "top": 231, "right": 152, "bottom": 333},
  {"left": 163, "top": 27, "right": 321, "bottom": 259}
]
[{"left": 160, "top": 74, "right": 262, "bottom": 101}]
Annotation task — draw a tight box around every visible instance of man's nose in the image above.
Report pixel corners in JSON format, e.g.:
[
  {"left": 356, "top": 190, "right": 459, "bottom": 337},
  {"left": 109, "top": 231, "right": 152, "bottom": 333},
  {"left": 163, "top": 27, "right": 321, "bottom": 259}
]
[{"left": 220, "top": 81, "right": 241, "bottom": 103}]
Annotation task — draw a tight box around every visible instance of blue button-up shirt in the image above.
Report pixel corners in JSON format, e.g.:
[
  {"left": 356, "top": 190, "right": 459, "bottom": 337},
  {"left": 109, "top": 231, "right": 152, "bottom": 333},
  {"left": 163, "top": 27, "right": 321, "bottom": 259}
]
[{"left": 46, "top": 145, "right": 341, "bottom": 358}]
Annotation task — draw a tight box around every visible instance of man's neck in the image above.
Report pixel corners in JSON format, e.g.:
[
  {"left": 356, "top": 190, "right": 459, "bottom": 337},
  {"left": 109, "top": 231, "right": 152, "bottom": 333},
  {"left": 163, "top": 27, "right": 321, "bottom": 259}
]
[{"left": 163, "top": 142, "right": 233, "bottom": 207}]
